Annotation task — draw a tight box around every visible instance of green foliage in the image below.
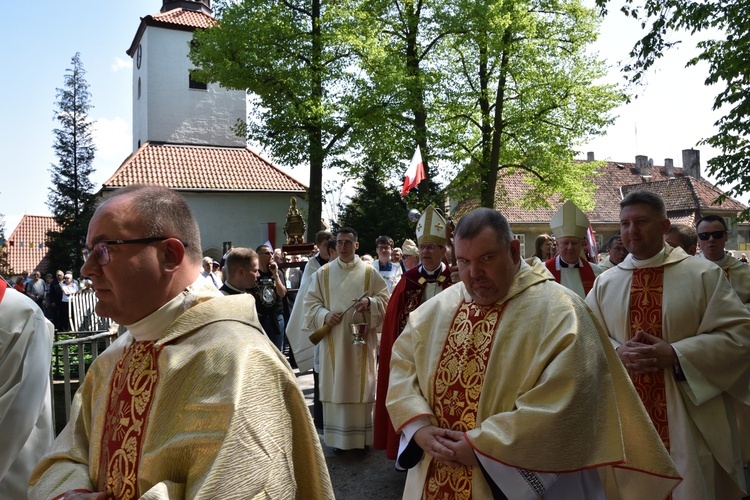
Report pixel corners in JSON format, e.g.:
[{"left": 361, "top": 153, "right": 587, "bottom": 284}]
[
  {"left": 336, "top": 166, "right": 445, "bottom": 254},
  {"left": 0, "top": 214, "right": 10, "bottom": 277},
  {"left": 436, "top": 0, "right": 624, "bottom": 208},
  {"left": 47, "top": 53, "right": 97, "bottom": 273},
  {"left": 596, "top": 0, "right": 750, "bottom": 217},
  {"left": 190, "top": 0, "right": 367, "bottom": 237}
]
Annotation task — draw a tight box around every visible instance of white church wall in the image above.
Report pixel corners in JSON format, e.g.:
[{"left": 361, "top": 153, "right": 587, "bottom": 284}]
[
  {"left": 134, "top": 26, "right": 246, "bottom": 150},
  {"left": 181, "top": 192, "right": 309, "bottom": 254}
]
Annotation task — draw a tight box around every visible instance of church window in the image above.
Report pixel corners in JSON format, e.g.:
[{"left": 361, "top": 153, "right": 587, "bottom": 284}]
[{"left": 189, "top": 70, "right": 207, "bottom": 91}]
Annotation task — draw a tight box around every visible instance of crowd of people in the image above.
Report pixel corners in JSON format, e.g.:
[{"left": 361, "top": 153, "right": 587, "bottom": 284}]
[{"left": 2, "top": 184, "right": 750, "bottom": 499}]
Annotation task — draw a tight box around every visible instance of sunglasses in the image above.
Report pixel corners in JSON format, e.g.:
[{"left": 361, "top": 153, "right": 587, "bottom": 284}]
[{"left": 697, "top": 231, "right": 726, "bottom": 241}]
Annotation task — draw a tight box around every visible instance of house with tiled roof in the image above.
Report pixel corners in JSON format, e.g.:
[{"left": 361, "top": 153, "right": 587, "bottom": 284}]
[
  {"left": 3, "top": 215, "right": 61, "bottom": 276},
  {"left": 101, "top": 0, "right": 308, "bottom": 260},
  {"left": 458, "top": 149, "right": 749, "bottom": 257}
]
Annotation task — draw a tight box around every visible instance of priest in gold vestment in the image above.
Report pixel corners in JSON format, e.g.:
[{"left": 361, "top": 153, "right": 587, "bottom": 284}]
[
  {"left": 586, "top": 191, "right": 750, "bottom": 500},
  {"left": 387, "top": 207, "right": 680, "bottom": 499},
  {"left": 29, "top": 186, "right": 333, "bottom": 500}
]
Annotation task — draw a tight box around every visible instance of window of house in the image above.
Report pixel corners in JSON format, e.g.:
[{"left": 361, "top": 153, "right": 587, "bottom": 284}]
[
  {"left": 189, "top": 70, "right": 207, "bottom": 90},
  {"left": 513, "top": 233, "right": 526, "bottom": 256}
]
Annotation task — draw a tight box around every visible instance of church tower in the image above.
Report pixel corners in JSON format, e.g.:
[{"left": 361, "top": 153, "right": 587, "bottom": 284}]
[{"left": 126, "top": 0, "right": 246, "bottom": 151}]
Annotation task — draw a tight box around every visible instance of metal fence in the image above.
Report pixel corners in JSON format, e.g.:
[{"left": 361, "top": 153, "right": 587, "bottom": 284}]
[{"left": 51, "top": 292, "right": 118, "bottom": 432}]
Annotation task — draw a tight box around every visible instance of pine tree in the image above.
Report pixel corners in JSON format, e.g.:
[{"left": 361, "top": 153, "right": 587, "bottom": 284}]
[{"left": 47, "top": 53, "right": 97, "bottom": 274}]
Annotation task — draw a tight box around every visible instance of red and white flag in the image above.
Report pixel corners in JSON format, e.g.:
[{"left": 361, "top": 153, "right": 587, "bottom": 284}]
[{"left": 401, "top": 146, "right": 426, "bottom": 197}]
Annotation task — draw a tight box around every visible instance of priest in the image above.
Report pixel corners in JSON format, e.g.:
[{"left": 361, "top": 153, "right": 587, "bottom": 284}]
[{"left": 388, "top": 207, "right": 680, "bottom": 499}]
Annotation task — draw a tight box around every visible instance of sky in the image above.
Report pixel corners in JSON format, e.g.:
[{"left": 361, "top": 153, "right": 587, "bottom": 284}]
[{"left": 0, "top": 1, "right": 739, "bottom": 236}]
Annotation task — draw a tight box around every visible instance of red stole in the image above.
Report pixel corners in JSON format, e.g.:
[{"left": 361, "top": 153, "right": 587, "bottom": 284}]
[
  {"left": 98, "top": 341, "right": 161, "bottom": 499},
  {"left": 629, "top": 267, "right": 670, "bottom": 452},
  {"left": 424, "top": 301, "right": 505, "bottom": 499},
  {"left": 544, "top": 257, "right": 596, "bottom": 295},
  {"left": 374, "top": 266, "right": 453, "bottom": 460}
]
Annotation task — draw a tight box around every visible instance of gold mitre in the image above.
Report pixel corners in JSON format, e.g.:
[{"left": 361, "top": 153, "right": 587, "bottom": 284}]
[
  {"left": 416, "top": 206, "right": 448, "bottom": 246},
  {"left": 550, "top": 200, "right": 589, "bottom": 239}
]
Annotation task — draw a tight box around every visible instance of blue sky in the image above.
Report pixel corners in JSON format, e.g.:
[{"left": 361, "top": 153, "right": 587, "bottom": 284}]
[{"left": 0, "top": 0, "right": 738, "bottom": 235}]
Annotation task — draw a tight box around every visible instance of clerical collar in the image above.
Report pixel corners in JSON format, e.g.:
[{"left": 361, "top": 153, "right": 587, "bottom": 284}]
[
  {"left": 418, "top": 262, "right": 446, "bottom": 284},
  {"left": 336, "top": 255, "right": 359, "bottom": 269},
  {"left": 316, "top": 254, "right": 328, "bottom": 266},
  {"left": 558, "top": 256, "right": 582, "bottom": 268},
  {"left": 630, "top": 247, "right": 667, "bottom": 268},
  {"left": 222, "top": 281, "right": 245, "bottom": 294},
  {"left": 125, "top": 277, "right": 205, "bottom": 342}
]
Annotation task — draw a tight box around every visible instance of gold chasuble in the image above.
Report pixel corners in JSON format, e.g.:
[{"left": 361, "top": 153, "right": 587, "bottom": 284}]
[
  {"left": 425, "top": 302, "right": 504, "bottom": 498},
  {"left": 629, "top": 268, "right": 670, "bottom": 452},
  {"left": 388, "top": 260, "right": 681, "bottom": 500},
  {"left": 29, "top": 285, "right": 334, "bottom": 500},
  {"left": 98, "top": 341, "right": 161, "bottom": 499}
]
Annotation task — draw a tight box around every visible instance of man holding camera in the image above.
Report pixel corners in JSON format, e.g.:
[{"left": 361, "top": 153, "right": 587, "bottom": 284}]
[{"left": 250, "top": 244, "right": 287, "bottom": 352}]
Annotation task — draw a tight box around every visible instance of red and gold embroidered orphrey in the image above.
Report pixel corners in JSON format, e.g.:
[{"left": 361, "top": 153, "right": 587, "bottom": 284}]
[
  {"left": 424, "top": 301, "right": 505, "bottom": 499},
  {"left": 98, "top": 341, "right": 161, "bottom": 499},
  {"left": 629, "top": 267, "right": 670, "bottom": 452}
]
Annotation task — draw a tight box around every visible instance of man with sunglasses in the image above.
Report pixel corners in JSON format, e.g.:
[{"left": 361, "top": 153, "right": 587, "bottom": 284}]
[
  {"left": 29, "top": 185, "right": 333, "bottom": 499},
  {"left": 304, "top": 227, "right": 389, "bottom": 452},
  {"left": 586, "top": 190, "right": 750, "bottom": 499},
  {"left": 696, "top": 214, "right": 750, "bottom": 307}
]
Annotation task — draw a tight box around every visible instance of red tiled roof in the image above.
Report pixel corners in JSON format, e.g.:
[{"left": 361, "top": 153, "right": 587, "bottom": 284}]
[
  {"left": 483, "top": 160, "right": 746, "bottom": 224},
  {"left": 5, "top": 215, "right": 61, "bottom": 275},
  {"left": 150, "top": 8, "right": 216, "bottom": 30},
  {"left": 103, "top": 142, "right": 307, "bottom": 192},
  {"left": 127, "top": 8, "right": 216, "bottom": 57}
]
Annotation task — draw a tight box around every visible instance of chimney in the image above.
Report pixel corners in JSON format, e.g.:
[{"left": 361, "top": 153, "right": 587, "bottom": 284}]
[
  {"left": 664, "top": 158, "right": 674, "bottom": 178},
  {"left": 586, "top": 152, "right": 595, "bottom": 162},
  {"left": 682, "top": 149, "right": 701, "bottom": 179},
  {"left": 635, "top": 155, "right": 650, "bottom": 176}
]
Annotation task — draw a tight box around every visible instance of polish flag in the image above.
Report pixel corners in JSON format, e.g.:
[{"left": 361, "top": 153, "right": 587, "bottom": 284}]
[{"left": 401, "top": 146, "right": 426, "bottom": 197}]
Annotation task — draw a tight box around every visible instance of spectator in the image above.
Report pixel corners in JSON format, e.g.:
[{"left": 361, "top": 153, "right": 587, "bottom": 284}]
[{"left": 250, "top": 245, "right": 287, "bottom": 351}]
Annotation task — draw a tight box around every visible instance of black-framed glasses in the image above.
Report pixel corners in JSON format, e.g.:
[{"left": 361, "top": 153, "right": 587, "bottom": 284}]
[
  {"left": 697, "top": 231, "right": 726, "bottom": 241},
  {"left": 82, "top": 237, "right": 187, "bottom": 266},
  {"left": 419, "top": 243, "right": 442, "bottom": 252}
]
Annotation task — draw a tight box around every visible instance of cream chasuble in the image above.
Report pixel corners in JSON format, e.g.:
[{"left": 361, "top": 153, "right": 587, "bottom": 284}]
[
  {"left": 30, "top": 280, "right": 333, "bottom": 500},
  {"left": 586, "top": 245, "right": 750, "bottom": 500},
  {"left": 699, "top": 252, "right": 750, "bottom": 309},
  {"left": 304, "top": 256, "right": 389, "bottom": 450},
  {"left": 388, "top": 260, "right": 680, "bottom": 499}
]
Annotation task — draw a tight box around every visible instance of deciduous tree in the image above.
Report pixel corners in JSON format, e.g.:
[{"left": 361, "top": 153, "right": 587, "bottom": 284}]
[
  {"left": 190, "top": 0, "right": 364, "bottom": 237},
  {"left": 439, "top": 0, "right": 624, "bottom": 209}
]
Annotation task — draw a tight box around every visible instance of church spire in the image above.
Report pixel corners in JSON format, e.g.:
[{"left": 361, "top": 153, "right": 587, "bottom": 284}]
[{"left": 161, "top": 0, "right": 212, "bottom": 15}]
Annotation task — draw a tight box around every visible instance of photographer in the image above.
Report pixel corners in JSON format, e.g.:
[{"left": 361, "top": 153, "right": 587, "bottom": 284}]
[{"left": 250, "top": 245, "right": 287, "bottom": 352}]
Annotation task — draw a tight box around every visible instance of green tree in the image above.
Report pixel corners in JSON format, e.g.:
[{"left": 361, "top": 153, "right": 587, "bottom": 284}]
[
  {"left": 0, "top": 214, "right": 10, "bottom": 277},
  {"left": 47, "top": 53, "right": 97, "bottom": 273},
  {"left": 345, "top": 0, "right": 456, "bottom": 200},
  {"left": 439, "top": 0, "right": 624, "bottom": 209},
  {"left": 336, "top": 165, "right": 444, "bottom": 254},
  {"left": 596, "top": 0, "right": 750, "bottom": 214},
  {"left": 190, "top": 0, "right": 366, "bottom": 238}
]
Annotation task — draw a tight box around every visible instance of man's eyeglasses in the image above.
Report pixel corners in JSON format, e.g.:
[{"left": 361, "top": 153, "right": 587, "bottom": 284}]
[
  {"left": 698, "top": 231, "right": 726, "bottom": 241},
  {"left": 336, "top": 240, "right": 355, "bottom": 247},
  {"left": 376, "top": 245, "right": 391, "bottom": 251},
  {"left": 419, "top": 244, "right": 442, "bottom": 252},
  {"left": 82, "top": 237, "right": 187, "bottom": 266}
]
